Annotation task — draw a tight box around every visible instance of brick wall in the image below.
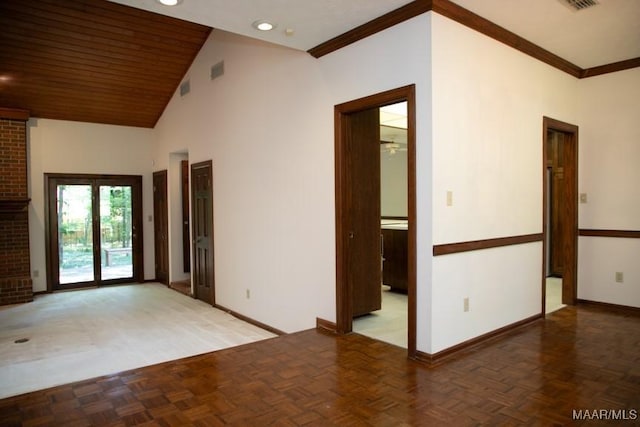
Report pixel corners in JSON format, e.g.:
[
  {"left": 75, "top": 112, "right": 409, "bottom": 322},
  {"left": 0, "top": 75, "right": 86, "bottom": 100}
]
[{"left": 0, "top": 111, "right": 33, "bottom": 305}]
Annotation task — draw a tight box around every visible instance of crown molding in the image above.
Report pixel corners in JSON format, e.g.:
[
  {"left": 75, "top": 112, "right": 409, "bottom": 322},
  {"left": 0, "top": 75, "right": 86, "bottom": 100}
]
[{"left": 307, "top": 0, "right": 638, "bottom": 79}]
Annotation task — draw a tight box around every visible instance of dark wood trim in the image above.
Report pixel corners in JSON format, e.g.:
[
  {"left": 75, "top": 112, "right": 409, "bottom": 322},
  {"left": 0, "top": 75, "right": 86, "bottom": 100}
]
[
  {"left": 214, "top": 303, "right": 286, "bottom": 336},
  {"left": 33, "top": 290, "right": 50, "bottom": 296},
  {"left": 0, "top": 107, "right": 30, "bottom": 121},
  {"left": 335, "top": 85, "right": 417, "bottom": 358},
  {"left": 413, "top": 313, "right": 543, "bottom": 366},
  {"left": 316, "top": 317, "right": 338, "bottom": 334},
  {"left": 579, "top": 229, "right": 640, "bottom": 239},
  {"left": 381, "top": 216, "right": 408, "bottom": 220},
  {"left": 581, "top": 57, "right": 640, "bottom": 79},
  {"left": 308, "top": 0, "right": 432, "bottom": 58},
  {"left": 431, "top": 0, "right": 582, "bottom": 78},
  {"left": 577, "top": 299, "right": 640, "bottom": 316},
  {"left": 307, "top": 0, "right": 637, "bottom": 79},
  {"left": 433, "top": 233, "right": 542, "bottom": 256}
]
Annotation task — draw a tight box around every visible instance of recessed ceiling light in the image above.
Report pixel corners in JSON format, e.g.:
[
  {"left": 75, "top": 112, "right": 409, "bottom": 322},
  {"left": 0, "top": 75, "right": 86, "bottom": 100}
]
[
  {"left": 252, "top": 20, "right": 276, "bottom": 31},
  {"left": 157, "top": 0, "right": 182, "bottom": 6}
]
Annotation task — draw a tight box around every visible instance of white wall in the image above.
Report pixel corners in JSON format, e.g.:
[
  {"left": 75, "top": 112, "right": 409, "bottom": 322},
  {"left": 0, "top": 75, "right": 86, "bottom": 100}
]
[
  {"left": 27, "top": 118, "right": 155, "bottom": 292},
  {"left": 153, "top": 14, "right": 432, "bottom": 335},
  {"left": 430, "top": 14, "right": 579, "bottom": 352},
  {"left": 577, "top": 68, "right": 640, "bottom": 307},
  {"left": 381, "top": 149, "right": 408, "bottom": 217}
]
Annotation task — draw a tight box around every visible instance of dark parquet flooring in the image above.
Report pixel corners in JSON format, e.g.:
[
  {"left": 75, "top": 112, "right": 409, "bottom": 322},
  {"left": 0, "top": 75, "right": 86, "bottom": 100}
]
[{"left": 1, "top": 305, "right": 639, "bottom": 426}]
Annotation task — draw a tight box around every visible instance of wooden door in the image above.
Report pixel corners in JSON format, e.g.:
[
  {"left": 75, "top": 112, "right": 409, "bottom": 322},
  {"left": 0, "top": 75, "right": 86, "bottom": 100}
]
[
  {"left": 181, "top": 160, "right": 191, "bottom": 273},
  {"left": 191, "top": 160, "right": 214, "bottom": 305},
  {"left": 547, "top": 130, "right": 565, "bottom": 276},
  {"left": 543, "top": 117, "right": 578, "bottom": 307},
  {"left": 345, "top": 108, "right": 382, "bottom": 317},
  {"left": 153, "top": 170, "right": 169, "bottom": 285}
]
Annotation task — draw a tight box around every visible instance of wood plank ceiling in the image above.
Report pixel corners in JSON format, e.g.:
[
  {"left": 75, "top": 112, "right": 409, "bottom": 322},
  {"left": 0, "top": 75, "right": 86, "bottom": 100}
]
[{"left": 0, "top": 0, "right": 211, "bottom": 128}]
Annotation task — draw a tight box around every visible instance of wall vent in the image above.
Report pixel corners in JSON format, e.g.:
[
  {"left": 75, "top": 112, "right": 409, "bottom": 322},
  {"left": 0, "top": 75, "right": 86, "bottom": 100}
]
[
  {"left": 180, "top": 79, "right": 190, "bottom": 96},
  {"left": 211, "top": 61, "right": 224, "bottom": 80},
  {"left": 562, "top": 0, "right": 598, "bottom": 11}
]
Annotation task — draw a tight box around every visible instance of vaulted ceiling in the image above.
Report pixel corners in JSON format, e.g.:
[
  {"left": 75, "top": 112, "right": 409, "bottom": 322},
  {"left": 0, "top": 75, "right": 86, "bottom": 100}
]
[
  {"left": 1, "top": 0, "right": 638, "bottom": 128},
  {"left": 0, "top": 0, "right": 211, "bottom": 128}
]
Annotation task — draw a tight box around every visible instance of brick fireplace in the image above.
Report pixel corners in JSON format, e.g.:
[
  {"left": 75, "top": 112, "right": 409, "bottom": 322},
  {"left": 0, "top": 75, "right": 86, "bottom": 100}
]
[{"left": 0, "top": 108, "right": 33, "bottom": 305}]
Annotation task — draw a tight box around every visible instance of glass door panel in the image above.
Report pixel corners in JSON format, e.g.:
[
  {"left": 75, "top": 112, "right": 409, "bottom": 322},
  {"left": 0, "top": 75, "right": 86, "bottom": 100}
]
[
  {"left": 58, "top": 184, "right": 94, "bottom": 284},
  {"left": 99, "top": 185, "right": 133, "bottom": 281}
]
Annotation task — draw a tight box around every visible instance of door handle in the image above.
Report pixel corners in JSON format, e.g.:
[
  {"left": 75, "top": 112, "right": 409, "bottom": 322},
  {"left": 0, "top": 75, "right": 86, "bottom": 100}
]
[{"left": 348, "top": 231, "right": 355, "bottom": 239}]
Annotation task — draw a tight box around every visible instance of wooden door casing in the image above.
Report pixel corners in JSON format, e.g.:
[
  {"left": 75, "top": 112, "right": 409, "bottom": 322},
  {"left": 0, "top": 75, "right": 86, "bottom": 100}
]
[
  {"left": 334, "top": 84, "right": 417, "bottom": 358},
  {"left": 153, "top": 170, "right": 169, "bottom": 285},
  {"left": 191, "top": 160, "right": 214, "bottom": 305},
  {"left": 542, "top": 117, "right": 578, "bottom": 308}
]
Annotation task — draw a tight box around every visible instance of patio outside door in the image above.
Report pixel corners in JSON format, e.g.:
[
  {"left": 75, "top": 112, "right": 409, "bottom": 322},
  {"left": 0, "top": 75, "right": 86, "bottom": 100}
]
[{"left": 46, "top": 174, "right": 143, "bottom": 290}]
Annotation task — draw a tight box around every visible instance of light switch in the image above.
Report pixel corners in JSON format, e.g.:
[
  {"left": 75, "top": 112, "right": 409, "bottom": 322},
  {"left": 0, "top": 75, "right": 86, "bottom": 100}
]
[
  {"left": 446, "top": 191, "right": 453, "bottom": 207},
  {"left": 579, "top": 193, "right": 587, "bottom": 203}
]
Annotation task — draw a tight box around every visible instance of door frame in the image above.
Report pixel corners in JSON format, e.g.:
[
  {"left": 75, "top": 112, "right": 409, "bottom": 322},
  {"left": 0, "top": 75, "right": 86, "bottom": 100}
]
[
  {"left": 335, "top": 84, "right": 417, "bottom": 357},
  {"left": 542, "top": 117, "right": 578, "bottom": 312},
  {"left": 45, "top": 173, "right": 144, "bottom": 291}
]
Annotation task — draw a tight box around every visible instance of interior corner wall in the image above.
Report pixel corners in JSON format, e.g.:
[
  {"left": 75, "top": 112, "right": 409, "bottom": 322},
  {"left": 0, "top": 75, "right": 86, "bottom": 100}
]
[
  {"left": 577, "top": 68, "right": 640, "bottom": 308},
  {"left": 429, "top": 14, "right": 579, "bottom": 352},
  {"left": 152, "top": 13, "right": 432, "bottom": 335},
  {"left": 27, "top": 118, "right": 155, "bottom": 292}
]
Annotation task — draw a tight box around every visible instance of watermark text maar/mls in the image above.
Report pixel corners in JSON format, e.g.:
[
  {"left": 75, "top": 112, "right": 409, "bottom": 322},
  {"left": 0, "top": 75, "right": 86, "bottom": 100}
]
[{"left": 572, "top": 409, "right": 637, "bottom": 421}]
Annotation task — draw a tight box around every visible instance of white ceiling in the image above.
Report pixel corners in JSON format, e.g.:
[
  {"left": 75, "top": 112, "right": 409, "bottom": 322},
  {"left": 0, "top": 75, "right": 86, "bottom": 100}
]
[{"left": 109, "top": 0, "right": 640, "bottom": 69}]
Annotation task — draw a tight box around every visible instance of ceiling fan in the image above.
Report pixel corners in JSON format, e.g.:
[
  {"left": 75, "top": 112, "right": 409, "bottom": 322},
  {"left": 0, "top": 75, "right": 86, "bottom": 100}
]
[{"left": 381, "top": 140, "right": 407, "bottom": 155}]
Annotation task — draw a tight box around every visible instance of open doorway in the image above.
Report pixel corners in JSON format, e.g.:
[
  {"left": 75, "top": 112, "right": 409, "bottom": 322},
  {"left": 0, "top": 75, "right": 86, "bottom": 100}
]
[
  {"left": 335, "top": 85, "right": 416, "bottom": 356},
  {"left": 543, "top": 117, "right": 578, "bottom": 314},
  {"left": 353, "top": 101, "right": 409, "bottom": 347}
]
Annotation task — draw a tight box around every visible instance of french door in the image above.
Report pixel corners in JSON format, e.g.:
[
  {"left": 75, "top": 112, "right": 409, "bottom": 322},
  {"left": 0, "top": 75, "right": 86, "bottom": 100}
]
[{"left": 45, "top": 174, "right": 143, "bottom": 290}]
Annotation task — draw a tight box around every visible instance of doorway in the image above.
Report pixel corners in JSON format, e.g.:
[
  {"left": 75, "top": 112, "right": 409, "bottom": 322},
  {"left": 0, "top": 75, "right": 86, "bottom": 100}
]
[
  {"left": 335, "top": 85, "right": 416, "bottom": 357},
  {"left": 542, "top": 117, "right": 578, "bottom": 313},
  {"left": 45, "top": 174, "right": 143, "bottom": 290},
  {"left": 191, "top": 160, "right": 214, "bottom": 305}
]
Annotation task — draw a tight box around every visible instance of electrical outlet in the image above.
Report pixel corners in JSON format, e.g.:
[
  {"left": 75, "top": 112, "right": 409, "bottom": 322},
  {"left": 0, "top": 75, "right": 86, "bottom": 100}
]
[
  {"left": 615, "top": 272, "right": 624, "bottom": 283},
  {"left": 33, "top": 270, "right": 39, "bottom": 278},
  {"left": 463, "top": 297, "right": 469, "bottom": 312},
  {"left": 246, "top": 289, "right": 251, "bottom": 299},
  {"left": 446, "top": 191, "right": 453, "bottom": 207}
]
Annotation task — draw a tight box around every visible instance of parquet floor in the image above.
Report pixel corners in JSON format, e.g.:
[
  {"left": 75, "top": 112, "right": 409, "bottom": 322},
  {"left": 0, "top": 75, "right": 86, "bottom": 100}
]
[{"left": 1, "top": 304, "right": 639, "bottom": 426}]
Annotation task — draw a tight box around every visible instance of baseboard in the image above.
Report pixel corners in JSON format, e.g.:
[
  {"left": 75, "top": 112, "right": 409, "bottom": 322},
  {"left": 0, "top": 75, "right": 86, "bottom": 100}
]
[
  {"left": 214, "top": 303, "right": 286, "bottom": 336},
  {"left": 316, "top": 317, "right": 338, "bottom": 334},
  {"left": 577, "top": 299, "right": 640, "bottom": 316},
  {"left": 412, "top": 313, "right": 543, "bottom": 366}
]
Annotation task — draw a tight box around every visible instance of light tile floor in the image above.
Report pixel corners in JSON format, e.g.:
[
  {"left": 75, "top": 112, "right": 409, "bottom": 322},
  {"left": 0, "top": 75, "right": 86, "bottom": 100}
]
[
  {"left": 354, "top": 278, "right": 566, "bottom": 348},
  {"left": 0, "top": 283, "right": 276, "bottom": 399},
  {"left": 353, "top": 286, "right": 408, "bottom": 348},
  {"left": 546, "top": 276, "right": 566, "bottom": 314}
]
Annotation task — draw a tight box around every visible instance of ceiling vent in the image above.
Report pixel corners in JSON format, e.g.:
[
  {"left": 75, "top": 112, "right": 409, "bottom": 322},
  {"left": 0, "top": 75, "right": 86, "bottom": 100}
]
[
  {"left": 562, "top": 0, "right": 598, "bottom": 11},
  {"left": 211, "top": 61, "right": 224, "bottom": 80},
  {"left": 180, "top": 79, "right": 190, "bottom": 97}
]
